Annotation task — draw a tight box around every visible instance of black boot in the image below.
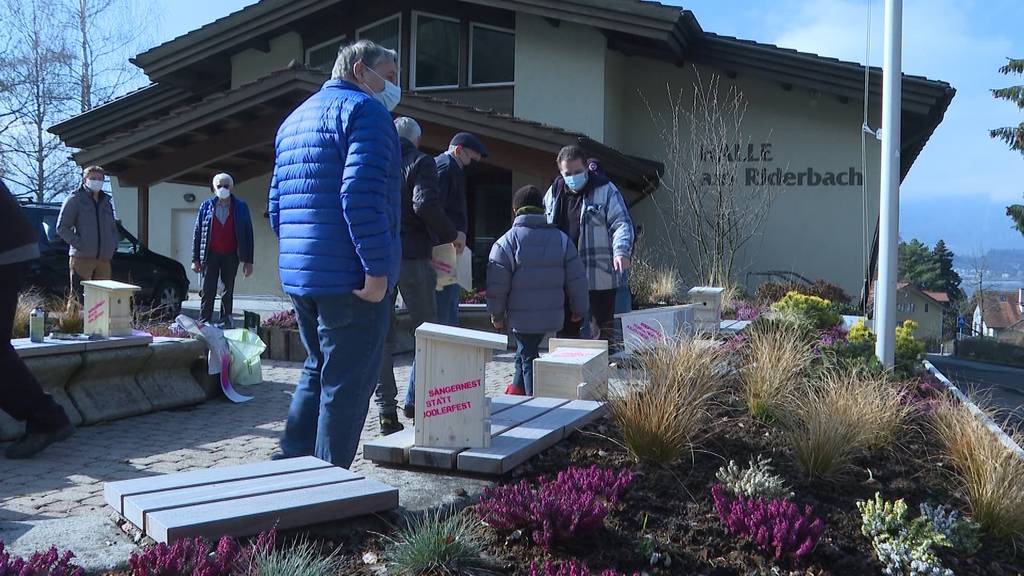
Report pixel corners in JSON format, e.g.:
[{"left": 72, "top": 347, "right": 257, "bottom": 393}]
[
  {"left": 379, "top": 413, "right": 404, "bottom": 436},
  {"left": 403, "top": 404, "right": 415, "bottom": 421},
  {"left": 5, "top": 422, "right": 75, "bottom": 459}
]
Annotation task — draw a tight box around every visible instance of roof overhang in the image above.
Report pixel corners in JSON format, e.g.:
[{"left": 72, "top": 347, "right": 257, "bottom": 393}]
[{"left": 68, "top": 66, "right": 663, "bottom": 197}]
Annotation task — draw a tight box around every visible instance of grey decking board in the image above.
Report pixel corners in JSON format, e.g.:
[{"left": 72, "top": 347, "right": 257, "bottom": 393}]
[
  {"left": 457, "top": 400, "right": 606, "bottom": 474},
  {"left": 103, "top": 456, "right": 330, "bottom": 513},
  {"left": 145, "top": 478, "right": 398, "bottom": 543},
  {"left": 363, "top": 394, "right": 532, "bottom": 465},
  {"left": 407, "top": 397, "right": 569, "bottom": 469},
  {"left": 124, "top": 467, "right": 362, "bottom": 528}
]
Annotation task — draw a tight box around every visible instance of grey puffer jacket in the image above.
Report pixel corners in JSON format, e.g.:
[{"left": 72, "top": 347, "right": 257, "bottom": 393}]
[
  {"left": 487, "top": 213, "right": 589, "bottom": 334},
  {"left": 56, "top": 187, "right": 119, "bottom": 260}
]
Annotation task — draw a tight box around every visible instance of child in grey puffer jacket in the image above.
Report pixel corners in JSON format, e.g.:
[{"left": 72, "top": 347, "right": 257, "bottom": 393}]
[{"left": 488, "top": 186, "right": 589, "bottom": 395}]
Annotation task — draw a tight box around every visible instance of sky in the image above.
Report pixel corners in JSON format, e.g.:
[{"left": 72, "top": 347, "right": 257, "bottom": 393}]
[{"left": 151, "top": 0, "right": 1024, "bottom": 255}]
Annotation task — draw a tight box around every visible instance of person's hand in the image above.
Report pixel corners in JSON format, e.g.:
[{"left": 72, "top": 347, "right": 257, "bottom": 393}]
[
  {"left": 191, "top": 261, "right": 201, "bottom": 273},
  {"left": 571, "top": 314, "right": 583, "bottom": 323},
  {"left": 613, "top": 256, "right": 631, "bottom": 273},
  {"left": 491, "top": 316, "right": 505, "bottom": 330},
  {"left": 453, "top": 231, "right": 466, "bottom": 255},
  {"left": 353, "top": 274, "right": 388, "bottom": 303},
  {"left": 243, "top": 263, "right": 253, "bottom": 277}
]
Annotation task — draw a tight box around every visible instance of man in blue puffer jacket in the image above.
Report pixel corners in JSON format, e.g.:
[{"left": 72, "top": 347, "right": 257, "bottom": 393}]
[{"left": 268, "top": 40, "right": 402, "bottom": 468}]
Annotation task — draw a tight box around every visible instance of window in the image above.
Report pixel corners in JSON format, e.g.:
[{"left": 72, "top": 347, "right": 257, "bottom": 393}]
[
  {"left": 470, "top": 23, "right": 514, "bottom": 86},
  {"left": 925, "top": 303, "right": 930, "bottom": 313},
  {"left": 357, "top": 14, "right": 402, "bottom": 66},
  {"left": 412, "top": 13, "right": 460, "bottom": 89},
  {"left": 306, "top": 35, "right": 347, "bottom": 73}
]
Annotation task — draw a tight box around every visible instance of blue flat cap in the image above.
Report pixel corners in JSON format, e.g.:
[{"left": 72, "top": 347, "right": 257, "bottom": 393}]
[{"left": 450, "top": 132, "right": 489, "bottom": 158}]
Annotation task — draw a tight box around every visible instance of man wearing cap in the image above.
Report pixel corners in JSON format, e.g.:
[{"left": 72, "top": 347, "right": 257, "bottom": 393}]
[{"left": 433, "top": 132, "right": 488, "bottom": 328}]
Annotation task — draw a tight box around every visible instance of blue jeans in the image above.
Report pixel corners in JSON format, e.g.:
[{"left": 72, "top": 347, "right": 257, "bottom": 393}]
[
  {"left": 280, "top": 291, "right": 391, "bottom": 468},
  {"left": 435, "top": 284, "right": 460, "bottom": 327},
  {"left": 513, "top": 332, "right": 545, "bottom": 396}
]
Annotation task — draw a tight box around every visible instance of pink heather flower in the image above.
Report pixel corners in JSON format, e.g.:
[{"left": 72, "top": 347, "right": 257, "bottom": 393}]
[
  {"left": 711, "top": 484, "right": 824, "bottom": 562},
  {"left": 529, "top": 559, "right": 639, "bottom": 576},
  {"left": 477, "top": 466, "right": 633, "bottom": 549}
]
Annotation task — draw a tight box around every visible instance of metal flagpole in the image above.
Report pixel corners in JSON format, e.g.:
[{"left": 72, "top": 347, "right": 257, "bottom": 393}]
[{"left": 874, "top": 0, "right": 902, "bottom": 368}]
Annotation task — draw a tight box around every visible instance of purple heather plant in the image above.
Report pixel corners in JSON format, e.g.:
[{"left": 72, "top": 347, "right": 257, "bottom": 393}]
[
  {"left": 476, "top": 465, "right": 633, "bottom": 549},
  {"left": 735, "top": 302, "right": 763, "bottom": 322},
  {"left": 0, "top": 541, "right": 84, "bottom": 576},
  {"left": 815, "top": 324, "right": 848, "bottom": 350},
  {"left": 711, "top": 484, "right": 824, "bottom": 562},
  {"left": 128, "top": 529, "right": 275, "bottom": 576},
  {"left": 261, "top": 310, "right": 297, "bottom": 329},
  {"left": 529, "top": 560, "right": 639, "bottom": 576}
]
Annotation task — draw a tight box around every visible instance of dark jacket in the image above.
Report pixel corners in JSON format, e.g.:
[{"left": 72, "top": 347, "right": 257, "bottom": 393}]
[
  {"left": 0, "top": 181, "right": 40, "bottom": 266},
  {"left": 487, "top": 213, "right": 589, "bottom": 334},
  {"left": 435, "top": 152, "right": 468, "bottom": 236},
  {"left": 56, "top": 186, "right": 119, "bottom": 260},
  {"left": 268, "top": 79, "right": 401, "bottom": 296},
  {"left": 400, "top": 138, "right": 457, "bottom": 259},
  {"left": 192, "top": 195, "right": 255, "bottom": 266}
]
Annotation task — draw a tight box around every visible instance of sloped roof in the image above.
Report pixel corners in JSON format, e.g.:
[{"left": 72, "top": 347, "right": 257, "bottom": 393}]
[{"left": 977, "top": 291, "right": 1023, "bottom": 330}]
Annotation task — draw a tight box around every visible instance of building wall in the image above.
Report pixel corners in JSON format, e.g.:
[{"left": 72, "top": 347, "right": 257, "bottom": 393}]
[
  {"left": 612, "top": 58, "right": 882, "bottom": 299},
  {"left": 112, "top": 175, "right": 284, "bottom": 298},
  {"left": 513, "top": 14, "right": 606, "bottom": 140},
  {"left": 230, "top": 32, "right": 304, "bottom": 89},
  {"left": 897, "top": 289, "right": 944, "bottom": 342}
]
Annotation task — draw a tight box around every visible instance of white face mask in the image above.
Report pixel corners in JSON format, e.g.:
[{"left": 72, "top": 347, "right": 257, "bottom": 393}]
[
  {"left": 85, "top": 179, "right": 104, "bottom": 192},
  {"left": 364, "top": 67, "right": 401, "bottom": 111},
  {"left": 215, "top": 187, "right": 231, "bottom": 200}
]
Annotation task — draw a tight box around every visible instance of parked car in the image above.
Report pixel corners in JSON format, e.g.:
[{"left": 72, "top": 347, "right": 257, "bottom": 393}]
[{"left": 19, "top": 202, "right": 189, "bottom": 314}]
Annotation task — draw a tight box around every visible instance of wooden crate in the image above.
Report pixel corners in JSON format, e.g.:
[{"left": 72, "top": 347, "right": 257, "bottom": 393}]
[
  {"left": 615, "top": 304, "right": 696, "bottom": 355},
  {"left": 533, "top": 339, "right": 609, "bottom": 400},
  {"left": 104, "top": 457, "right": 397, "bottom": 543},
  {"left": 688, "top": 287, "right": 725, "bottom": 334},
  {"left": 414, "top": 323, "right": 508, "bottom": 449},
  {"left": 82, "top": 280, "right": 140, "bottom": 337}
]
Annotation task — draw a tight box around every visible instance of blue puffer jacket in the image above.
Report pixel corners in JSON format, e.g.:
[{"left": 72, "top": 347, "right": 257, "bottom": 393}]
[{"left": 268, "top": 80, "right": 402, "bottom": 296}]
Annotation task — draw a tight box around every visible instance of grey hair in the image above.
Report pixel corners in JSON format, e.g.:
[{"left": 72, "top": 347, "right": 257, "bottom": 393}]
[
  {"left": 212, "top": 173, "right": 234, "bottom": 188},
  {"left": 394, "top": 117, "right": 421, "bottom": 143},
  {"left": 332, "top": 39, "right": 399, "bottom": 81}
]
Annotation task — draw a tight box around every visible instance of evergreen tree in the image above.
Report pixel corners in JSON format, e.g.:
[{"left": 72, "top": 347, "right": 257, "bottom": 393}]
[
  {"left": 932, "top": 240, "right": 964, "bottom": 301},
  {"left": 991, "top": 58, "right": 1024, "bottom": 235},
  {"left": 898, "top": 239, "right": 941, "bottom": 290}
]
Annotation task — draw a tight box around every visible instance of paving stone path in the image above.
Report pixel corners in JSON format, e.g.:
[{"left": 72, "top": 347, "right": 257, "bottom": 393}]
[{"left": 0, "top": 354, "right": 518, "bottom": 521}]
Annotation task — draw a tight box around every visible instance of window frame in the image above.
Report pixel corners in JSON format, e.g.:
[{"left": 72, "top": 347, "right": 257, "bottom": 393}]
[
  {"left": 468, "top": 22, "right": 515, "bottom": 88},
  {"left": 356, "top": 13, "right": 403, "bottom": 69},
  {"left": 305, "top": 34, "right": 348, "bottom": 72},
  {"left": 410, "top": 11, "right": 462, "bottom": 91}
]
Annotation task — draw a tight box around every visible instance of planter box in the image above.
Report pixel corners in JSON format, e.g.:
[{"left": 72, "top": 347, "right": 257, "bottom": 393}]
[
  {"left": 615, "top": 304, "right": 696, "bottom": 355},
  {"left": 288, "top": 330, "right": 306, "bottom": 362},
  {"left": 533, "top": 339, "right": 609, "bottom": 400}
]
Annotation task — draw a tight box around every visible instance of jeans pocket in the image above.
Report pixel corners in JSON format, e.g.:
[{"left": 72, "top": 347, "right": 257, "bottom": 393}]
[{"left": 317, "top": 293, "right": 356, "bottom": 331}]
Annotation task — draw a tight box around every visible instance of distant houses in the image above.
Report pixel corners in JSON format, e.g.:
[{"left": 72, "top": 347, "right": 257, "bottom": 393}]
[{"left": 973, "top": 289, "right": 1024, "bottom": 339}]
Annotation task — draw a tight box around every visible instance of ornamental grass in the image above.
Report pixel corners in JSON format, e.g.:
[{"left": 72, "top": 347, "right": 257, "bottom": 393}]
[
  {"left": 610, "top": 338, "right": 726, "bottom": 465},
  {"left": 739, "top": 322, "right": 812, "bottom": 422},
  {"left": 13, "top": 289, "right": 44, "bottom": 338},
  {"left": 930, "top": 397, "right": 1024, "bottom": 541},
  {"left": 384, "top": 508, "right": 496, "bottom": 576}
]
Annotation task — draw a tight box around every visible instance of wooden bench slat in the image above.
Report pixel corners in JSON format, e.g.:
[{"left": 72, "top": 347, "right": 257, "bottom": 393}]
[
  {"left": 146, "top": 478, "right": 398, "bottom": 543},
  {"left": 408, "top": 397, "right": 569, "bottom": 469},
  {"left": 124, "top": 467, "right": 361, "bottom": 529},
  {"left": 457, "top": 400, "right": 606, "bottom": 474},
  {"left": 363, "top": 395, "right": 532, "bottom": 465},
  {"left": 103, "top": 456, "right": 330, "bottom": 514}
]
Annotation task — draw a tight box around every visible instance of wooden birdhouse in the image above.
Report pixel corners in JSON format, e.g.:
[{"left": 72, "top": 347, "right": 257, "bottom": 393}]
[{"left": 82, "top": 280, "right": 140, "bottom": 337}]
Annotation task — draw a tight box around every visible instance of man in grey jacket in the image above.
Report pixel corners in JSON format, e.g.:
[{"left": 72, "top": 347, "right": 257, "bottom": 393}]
[{"left": 57, "top": 165, "right": 119, "bottom": 295}]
